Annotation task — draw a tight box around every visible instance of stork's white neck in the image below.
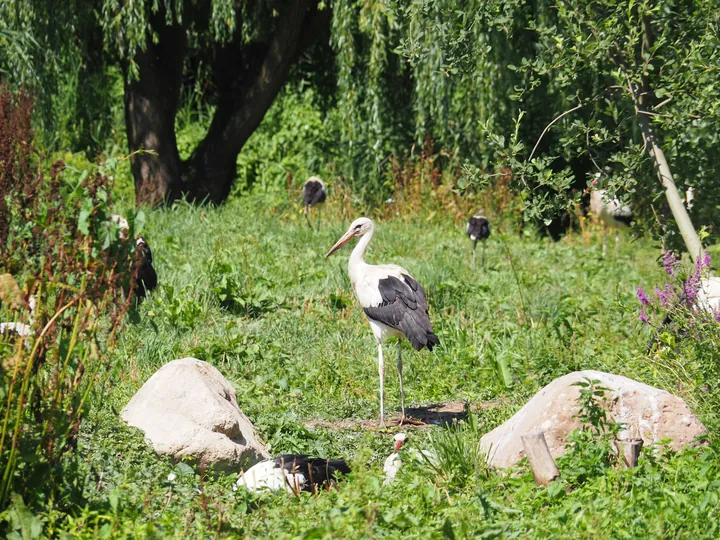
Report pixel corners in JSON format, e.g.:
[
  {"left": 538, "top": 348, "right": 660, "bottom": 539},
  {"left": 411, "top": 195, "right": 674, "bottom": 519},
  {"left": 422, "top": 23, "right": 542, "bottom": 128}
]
[{"left": 348, "top": 226, "right": 374, "bottom": 282}]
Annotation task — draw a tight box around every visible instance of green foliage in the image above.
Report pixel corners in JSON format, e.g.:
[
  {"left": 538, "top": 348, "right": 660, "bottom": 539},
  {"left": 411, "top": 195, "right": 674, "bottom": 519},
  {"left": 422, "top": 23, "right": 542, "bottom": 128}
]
[
  {"left": 392, "top": 0, "right": 720, "bottom": 240},
  {"left": 2, "top": 192, "right": 719, "bottom": 536},
  {"left": 233, "top": 85, "right": 340, "bottom": 196},
  {"left": 0, "top": 88, "right": 138, "bottom": 514},
  {"left": 420, "top": 413, "right": 491, "bottom": 490}
]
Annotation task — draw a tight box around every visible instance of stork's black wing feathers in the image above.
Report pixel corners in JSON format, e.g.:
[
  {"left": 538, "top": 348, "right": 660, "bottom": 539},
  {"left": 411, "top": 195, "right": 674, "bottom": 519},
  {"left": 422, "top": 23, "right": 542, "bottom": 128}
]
[
  {"left": 302, "top": 181, "right": 326, "bottom": 207},
  {"left": 135, "top": 240, "right": 158, "bottom": 299},
  {"left": 363, "top": 274, "right": 440, "bottom": 351},
  {"left": 612, "top": 212, "right": 633, "bottom": 227},
  {"left": 274, "top": 454, "right": 351, "bottom": 492},
  {"left": 467, "top": 216, "right": 490, "bottom": 240}
]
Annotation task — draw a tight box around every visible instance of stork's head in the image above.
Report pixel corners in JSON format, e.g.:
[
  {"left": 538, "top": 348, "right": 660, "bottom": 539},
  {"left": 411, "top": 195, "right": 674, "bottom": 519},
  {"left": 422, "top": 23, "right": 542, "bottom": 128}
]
[
  {"left": 393, "top": 432, "right": 407, "bottom": 453},
  {"left": 305, "top": 176, "right": 325, "bottom": 188},
  {"left": 324, "top": 217, "right": 374, "bottom": 258}
]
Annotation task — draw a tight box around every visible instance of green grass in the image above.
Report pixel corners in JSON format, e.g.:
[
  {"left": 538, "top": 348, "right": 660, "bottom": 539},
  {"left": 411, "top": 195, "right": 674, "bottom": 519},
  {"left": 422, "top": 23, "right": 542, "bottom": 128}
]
[{"left": 26, "top": 198, "right": 720, "bottom": 538}]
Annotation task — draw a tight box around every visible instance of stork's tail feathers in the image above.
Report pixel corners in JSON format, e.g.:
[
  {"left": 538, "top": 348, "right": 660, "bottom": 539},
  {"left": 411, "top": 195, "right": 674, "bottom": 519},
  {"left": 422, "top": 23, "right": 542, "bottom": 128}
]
[{"left": 408, "top": 331, "right": 440, "bottom": 351}]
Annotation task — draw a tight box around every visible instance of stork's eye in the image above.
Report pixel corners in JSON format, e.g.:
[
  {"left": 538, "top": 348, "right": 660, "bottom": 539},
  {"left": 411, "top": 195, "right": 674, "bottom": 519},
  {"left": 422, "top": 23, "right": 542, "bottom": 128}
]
[{"left": 354, "top": 224, "right": 362, "bottom": 231}]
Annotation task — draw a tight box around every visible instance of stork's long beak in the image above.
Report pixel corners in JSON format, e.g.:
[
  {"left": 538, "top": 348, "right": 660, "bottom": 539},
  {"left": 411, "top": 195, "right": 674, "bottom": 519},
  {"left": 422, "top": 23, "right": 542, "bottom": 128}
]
[
  {"left": 325, "top": 229, "right": 355, "bottom": 258},
  {"left": 394, "top": 439, "right": 404, "bottom": 453}
]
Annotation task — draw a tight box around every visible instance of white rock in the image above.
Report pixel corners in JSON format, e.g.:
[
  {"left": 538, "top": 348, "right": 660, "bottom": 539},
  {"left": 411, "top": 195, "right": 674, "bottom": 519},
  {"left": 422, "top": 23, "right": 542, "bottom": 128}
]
[
  {"left": 697, "top": 276, "right": 720, "bottom": 313},
  {"left": 481, "top": 370, "right": 706, "bottom": 469},
  {"left": 121, "top": 358, "right": 269, "bottom": 471}
]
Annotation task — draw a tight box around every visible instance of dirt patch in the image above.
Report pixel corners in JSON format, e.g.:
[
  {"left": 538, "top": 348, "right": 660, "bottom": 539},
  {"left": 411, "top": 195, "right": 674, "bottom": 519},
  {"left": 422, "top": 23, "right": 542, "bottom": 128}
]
[{"left": 305, "top": 400, "right": 507, "bottom": 431}]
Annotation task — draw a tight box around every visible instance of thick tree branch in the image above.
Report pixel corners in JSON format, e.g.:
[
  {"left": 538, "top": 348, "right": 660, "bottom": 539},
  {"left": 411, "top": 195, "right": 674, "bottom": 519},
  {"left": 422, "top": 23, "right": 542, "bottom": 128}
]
[{"left": 179, "top": 0, "right": 329, "bottom": 203}]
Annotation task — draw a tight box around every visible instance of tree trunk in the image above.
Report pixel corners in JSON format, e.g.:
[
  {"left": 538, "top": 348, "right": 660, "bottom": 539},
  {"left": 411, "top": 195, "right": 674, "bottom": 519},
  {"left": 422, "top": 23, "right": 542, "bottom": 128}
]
[
  {"left": 124, "top": 21, "right": 186, "bottom": 206},
  {"left": 632, "top": 19, "right": 706, "bottom": 263},
  {"left": 632, "top": 87, "right": 706, "bottom": 263},
  {"left": 179, "top": 0, "right": 326, "bottom": 204}
]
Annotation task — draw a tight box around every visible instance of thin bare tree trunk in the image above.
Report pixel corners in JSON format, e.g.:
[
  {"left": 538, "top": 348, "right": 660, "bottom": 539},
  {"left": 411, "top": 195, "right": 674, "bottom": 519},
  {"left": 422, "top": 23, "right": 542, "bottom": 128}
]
[{"left": 635, "top": 108, "right": 705, "bottom": 262}]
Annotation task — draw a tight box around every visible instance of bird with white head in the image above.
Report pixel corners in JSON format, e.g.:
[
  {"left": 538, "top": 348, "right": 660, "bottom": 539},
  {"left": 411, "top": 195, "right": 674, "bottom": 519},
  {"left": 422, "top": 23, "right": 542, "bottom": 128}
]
[
  {"left": 382, "top": 432, "right": 438, "bottom": 485},
  {"left": 302, "top": 176, "right": 327, "bottom": 230},
  {"left": 325, "top": 217, "right": 440, "bottom": 426},
  {"left": 466, "top": 211, "right": 491, "bottom": 270}
]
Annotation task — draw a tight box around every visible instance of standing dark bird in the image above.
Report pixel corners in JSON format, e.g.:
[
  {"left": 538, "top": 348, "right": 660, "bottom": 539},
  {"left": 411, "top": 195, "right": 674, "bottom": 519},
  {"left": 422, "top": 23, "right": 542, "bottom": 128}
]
[
  {"left": 111, "top": 214, "right": 158, "bottom": 300},
  {"left": 134, "top": 237, "right": 158, "bottom": 299},
  {"left": 236, "top": 454, "right": 351, "bottom": 493},
  {"left": 302, "top": 176, "right": 327, "bottom": 230},
  {"left": 466, "top": 211, "right": 491, "bottom": 270},
  {"left": 325, "top": 217, "right": 440, "bottom": 426}
]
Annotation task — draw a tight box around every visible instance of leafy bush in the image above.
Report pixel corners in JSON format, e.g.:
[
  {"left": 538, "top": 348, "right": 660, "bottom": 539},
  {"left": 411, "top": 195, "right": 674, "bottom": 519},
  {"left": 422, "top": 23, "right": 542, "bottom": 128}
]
[
  {"left": 207, "top": 254, "right": 283, "bottom": 318},
  {"left": 420, "top": 412, "right": 490, "bottom": 490},
  {"left": 0, "top": 85, "right": 138, "bottom": 516}
]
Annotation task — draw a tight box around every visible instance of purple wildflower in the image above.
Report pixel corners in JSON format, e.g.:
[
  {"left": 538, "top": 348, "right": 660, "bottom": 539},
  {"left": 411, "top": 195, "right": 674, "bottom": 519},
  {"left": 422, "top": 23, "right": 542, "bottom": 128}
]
[
  {"left": 715, "top": 310, "right": 720, "bottom": 323},
  {"left": 639, "top": 309, "right": 649, "bottom": 324},
  {"left": 684, "top": 271, "right": 700, "bottom": 305},
  {"left": 654, "top": 283, "right": 674, "bottom": 308},
  {"left": 637, "top": 285, "right": 650, "bottom": 306},
  {"left": 663, "top": 251, "right": 678, "bottom": 277}
]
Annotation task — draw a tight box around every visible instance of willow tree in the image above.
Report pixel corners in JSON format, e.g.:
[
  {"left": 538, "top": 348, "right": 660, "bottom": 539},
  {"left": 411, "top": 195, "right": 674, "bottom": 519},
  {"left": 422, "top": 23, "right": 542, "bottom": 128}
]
[
  {"left": 392, "top": 0, "right": 720, "bottom": 256},
  {"left": 1, "top": 0, "right": 329, "bottom": 206}
]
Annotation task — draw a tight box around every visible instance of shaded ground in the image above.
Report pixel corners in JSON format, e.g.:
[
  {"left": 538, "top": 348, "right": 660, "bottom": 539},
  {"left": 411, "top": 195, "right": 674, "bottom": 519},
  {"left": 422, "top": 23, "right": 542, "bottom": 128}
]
[{"left": 305, "top": 400, "right": 508, "bottom": 431}]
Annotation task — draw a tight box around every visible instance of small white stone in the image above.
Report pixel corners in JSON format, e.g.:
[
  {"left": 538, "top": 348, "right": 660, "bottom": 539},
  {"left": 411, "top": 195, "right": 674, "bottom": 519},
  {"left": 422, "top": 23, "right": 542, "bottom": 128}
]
[{"left": 167, "top": 473, "right": 177, "bottom": 482}]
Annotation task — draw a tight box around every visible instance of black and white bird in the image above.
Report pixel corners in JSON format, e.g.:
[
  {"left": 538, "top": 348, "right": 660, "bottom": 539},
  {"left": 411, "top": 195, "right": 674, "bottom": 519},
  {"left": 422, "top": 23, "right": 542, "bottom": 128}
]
[
  {"left": 134, "top": 237, "right": 157, "bottom": 299},
  {"left": 302, "top": 176, "right": 327, "bottom": 229},
  {"left": 110, "top": 214, "right": 158, "bottom": 300},
  {"left": 325, "top": 217, "right": 440, "bottom": 426},
  {"left": 685, "top": 186, "right": 695, "bottom": 211},
  {"left": 383, "top": 432, "right": 438, "bottom": 485},
  {"left": 466, "top": 211, "right": 491, "bottom": 270},
  {"left": 236, "top": 454, "right": 351, "bottom": 494},
  {"left": 589, "top": 188, "right": 633, "bottom": 258}
]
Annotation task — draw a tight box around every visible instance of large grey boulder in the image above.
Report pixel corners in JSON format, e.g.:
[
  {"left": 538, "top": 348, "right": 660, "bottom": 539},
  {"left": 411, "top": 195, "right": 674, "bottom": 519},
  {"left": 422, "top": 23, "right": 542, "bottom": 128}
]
[
  {"left": 122, "top": 357, "right": 269, "bottom": 470},
  {"left": 481, "top": 370, "right": 706, "bottom": 469}
]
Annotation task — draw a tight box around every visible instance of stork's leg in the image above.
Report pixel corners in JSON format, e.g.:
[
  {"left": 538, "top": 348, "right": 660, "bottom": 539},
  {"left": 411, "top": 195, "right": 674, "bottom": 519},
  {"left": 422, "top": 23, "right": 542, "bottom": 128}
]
[
  {"left": 602, "top": 225, "right": 608, "bottom": 259},
  {"left": 397, "top": 342, "right": 405, "bottom": 425},
  {"left": 304, "top": 206, "right": 313, "bottom": 229},
  {"left": 316, "top": 207, "right": 321, "bottom": 232},
  {"left": 472, "top": 240, "right": 477, "bottom": 268},
  {"left": 377, "top": 342, "right": 385, "bottom": 426},
  {"left": 481, "top": 240, "right": 487, "bottom": 272},
  {"left": 615, "top": 230, "right": 620, "bottom": 255}
]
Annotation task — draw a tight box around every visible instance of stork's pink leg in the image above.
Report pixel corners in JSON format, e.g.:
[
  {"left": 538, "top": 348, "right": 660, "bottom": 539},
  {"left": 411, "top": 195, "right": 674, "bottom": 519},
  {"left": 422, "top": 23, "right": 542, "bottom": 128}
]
[
  {"left": 378, "top": 342, "right": 385, "bottom": 426},
  {"left": 397, "top": 343, "right": 405, "bottom": 425}
]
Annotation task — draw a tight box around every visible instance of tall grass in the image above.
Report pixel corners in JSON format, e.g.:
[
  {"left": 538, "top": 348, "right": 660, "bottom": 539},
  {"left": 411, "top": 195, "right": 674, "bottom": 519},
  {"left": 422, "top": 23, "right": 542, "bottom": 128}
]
[{"left": 0, "top": 86, "right": 138, "bottom": 512}]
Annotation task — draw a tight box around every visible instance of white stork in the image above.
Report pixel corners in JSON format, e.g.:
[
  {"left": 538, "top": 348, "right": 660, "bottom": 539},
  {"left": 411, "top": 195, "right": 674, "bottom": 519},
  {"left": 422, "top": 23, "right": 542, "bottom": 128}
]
[
  {"left": 466, "top": 211, "right": 491, "bottom": 270},
  {"left": 325, "top": 217, "right": 440, "bottom": 426},
  {"left": 589, "top": 189, "right": 633, "bottom": 258},
  {"left": 236, "top": 454, "right": 350, "bottom": 494},
  {"left": 383, "top": 432, "right": 438, "bottom": 485},
  {"left": 302, "top": 176, "right": 327, "bottom": 230}
]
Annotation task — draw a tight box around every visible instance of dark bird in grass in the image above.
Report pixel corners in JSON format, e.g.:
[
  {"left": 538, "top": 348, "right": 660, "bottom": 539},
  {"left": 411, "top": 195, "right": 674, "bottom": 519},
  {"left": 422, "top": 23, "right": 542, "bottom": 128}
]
[
  {"left": 466, "top": 211, "right": 491, "bottom": 270},
  {"left": 302, "top": 176, "right": 326, "bottom": 230},
  {"left": 236, "top": 454, "right": 351, "bottom": 493},
  {"left": 111, "top": 214, "right": 157, "bottom": 300},
  {"left": 325, "top": 217, "right": 440, "bottom": 426},
  {"left": 134, "top": 237, "right": 157, "bottom": 299}
]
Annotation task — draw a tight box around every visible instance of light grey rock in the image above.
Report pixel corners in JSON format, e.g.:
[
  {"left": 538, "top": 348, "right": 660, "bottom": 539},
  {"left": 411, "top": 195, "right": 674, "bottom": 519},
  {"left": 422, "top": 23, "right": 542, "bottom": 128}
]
[
  {"left": 481, "top": 370, "right": 706, "bottom": 469},
  {"left": 122, "top": 357, "right": 269, "bottom": 470}
]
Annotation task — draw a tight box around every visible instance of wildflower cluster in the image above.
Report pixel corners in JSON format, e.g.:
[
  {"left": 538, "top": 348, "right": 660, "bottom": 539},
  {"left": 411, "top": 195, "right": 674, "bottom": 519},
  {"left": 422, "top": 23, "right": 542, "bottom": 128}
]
[{"left": 637, "top": 251, "right": 718, "bottom": 332}]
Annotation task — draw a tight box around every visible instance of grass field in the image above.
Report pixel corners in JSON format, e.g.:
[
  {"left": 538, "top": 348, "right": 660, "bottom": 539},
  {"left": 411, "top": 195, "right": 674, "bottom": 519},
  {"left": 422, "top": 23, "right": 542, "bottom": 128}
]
[{"left": 32, "top": 196, "right": 720, "bottom": 538}]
